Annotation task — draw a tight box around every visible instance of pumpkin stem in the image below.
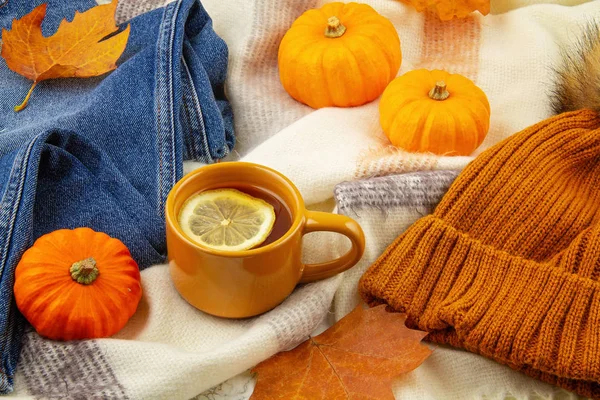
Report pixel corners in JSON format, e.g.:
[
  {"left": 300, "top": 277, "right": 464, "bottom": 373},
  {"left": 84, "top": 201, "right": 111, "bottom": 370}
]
[
  {"left": 70, "top": 257, "right": 99, "bottom": 285},
  {"left": 428, "top": 81, "right": 450, "bottom": 101},
  {"left": 325, "top": 16, "right": 346, "bottom": 38}
]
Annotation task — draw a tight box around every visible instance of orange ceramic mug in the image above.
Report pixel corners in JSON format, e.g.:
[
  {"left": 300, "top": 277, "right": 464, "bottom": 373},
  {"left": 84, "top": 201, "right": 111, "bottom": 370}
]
[{"left": 166, "top": 161, "right": 365, "bottom": 318}]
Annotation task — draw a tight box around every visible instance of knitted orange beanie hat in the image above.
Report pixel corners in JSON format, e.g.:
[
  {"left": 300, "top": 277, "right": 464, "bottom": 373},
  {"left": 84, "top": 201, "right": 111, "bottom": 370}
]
[{"left": 358, "top": 109, "right": 600, "bottom": 398}]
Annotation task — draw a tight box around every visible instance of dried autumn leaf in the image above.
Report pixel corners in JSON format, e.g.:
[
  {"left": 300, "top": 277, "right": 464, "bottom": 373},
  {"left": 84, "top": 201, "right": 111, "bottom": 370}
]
[
  {"left": 251, "top": 305, "right": 432, "bottom": 399},
  {"left": 400, "top": 0, "right": 490, "bottom": 20},
  {"left": 1, "top": 0, "right": 129, "bottom": 111}
]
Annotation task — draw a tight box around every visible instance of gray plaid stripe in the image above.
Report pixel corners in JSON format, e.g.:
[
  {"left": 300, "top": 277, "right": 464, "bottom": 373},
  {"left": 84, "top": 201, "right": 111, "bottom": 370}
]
[
  {"left": 115, "top": 0, "right": 167, "bottom": 24},
  {"left": 334, "top": 170, "right": 460, "bottom": 216},
  {"left": 20, "top": 329, "right": 129, "bottom": 399}
]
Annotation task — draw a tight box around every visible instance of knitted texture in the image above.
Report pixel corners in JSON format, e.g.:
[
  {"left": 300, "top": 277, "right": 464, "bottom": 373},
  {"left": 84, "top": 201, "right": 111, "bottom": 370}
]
[{"left": 359, "top": 109, "right": 600, "bottom": 399}]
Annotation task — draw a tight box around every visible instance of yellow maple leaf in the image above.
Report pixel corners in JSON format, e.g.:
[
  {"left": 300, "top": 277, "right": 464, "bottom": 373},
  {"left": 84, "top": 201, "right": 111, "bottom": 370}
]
[{"left": 1, "top": 0, "right": 130, "bottom": 111}]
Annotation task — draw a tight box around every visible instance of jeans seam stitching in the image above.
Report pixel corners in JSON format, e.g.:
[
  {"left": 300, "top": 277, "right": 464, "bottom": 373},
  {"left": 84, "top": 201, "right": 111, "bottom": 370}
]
[
  {"left": 0, "top": 135, "right": 39, "bottom": 275},
  {"left": 181, "top": 55, "right": 211, "bottom": 163},
  {"left": 155, "top": 0, "right": 181, "bottom": 218},
  {"left": 0, "top": 134, "right": 40, "bottom": 391}
]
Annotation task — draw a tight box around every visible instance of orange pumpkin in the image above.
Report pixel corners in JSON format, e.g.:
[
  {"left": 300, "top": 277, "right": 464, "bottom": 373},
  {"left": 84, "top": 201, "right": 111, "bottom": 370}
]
[
  {"left": 14, "top": 227, "right": 142, "bottom": 340},
  {"left": 399, "top": 0, "right": 490, "bottom": 21},
  {"left": 379, "top": 69, "right": 490, "bottom": 156},
  {"left": 278, "top": 2, "right": 402, "bottom": 109}
]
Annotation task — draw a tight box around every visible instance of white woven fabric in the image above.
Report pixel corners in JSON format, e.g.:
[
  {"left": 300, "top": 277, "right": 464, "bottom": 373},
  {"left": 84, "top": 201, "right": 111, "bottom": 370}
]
[{"left": 9, "top": 0, "right": 599, "bottom": 399}]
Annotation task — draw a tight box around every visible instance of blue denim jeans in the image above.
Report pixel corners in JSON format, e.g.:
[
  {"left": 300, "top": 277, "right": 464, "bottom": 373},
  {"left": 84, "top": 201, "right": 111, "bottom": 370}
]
[{"left": 0, "top": 0, "right": 233, "bottom": 392}]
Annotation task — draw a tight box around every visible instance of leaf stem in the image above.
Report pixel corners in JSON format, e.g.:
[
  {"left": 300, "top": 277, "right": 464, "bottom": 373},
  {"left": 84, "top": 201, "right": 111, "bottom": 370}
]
[{"left": 14, "top": 81, "right": 38, "bottom": 112}]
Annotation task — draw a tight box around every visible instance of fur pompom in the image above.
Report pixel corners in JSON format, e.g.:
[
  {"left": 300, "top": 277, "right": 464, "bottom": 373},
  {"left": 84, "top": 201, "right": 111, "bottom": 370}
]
[{"left": 551, "top": 22, "right": 600, "bottom": 114}]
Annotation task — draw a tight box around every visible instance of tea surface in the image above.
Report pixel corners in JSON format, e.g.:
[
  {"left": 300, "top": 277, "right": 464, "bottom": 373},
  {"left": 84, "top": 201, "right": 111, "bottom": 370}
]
[
  {"left": 231, "top": 184, "right": 292, "bottom": 247},
  {"left": 180, "top": 184, "right": 293, "bottom": 249}
]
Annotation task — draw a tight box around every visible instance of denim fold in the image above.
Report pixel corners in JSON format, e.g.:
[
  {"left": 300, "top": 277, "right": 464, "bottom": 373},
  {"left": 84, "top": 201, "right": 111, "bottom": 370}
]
[{"left": 0, "top": 0, "right": 233, "bottom": 391}]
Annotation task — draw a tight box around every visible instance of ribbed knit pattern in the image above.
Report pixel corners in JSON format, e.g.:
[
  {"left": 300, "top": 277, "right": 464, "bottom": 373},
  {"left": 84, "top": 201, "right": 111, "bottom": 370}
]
[{"left": 359, "top": 109, "right": 600, "bottom": 399}]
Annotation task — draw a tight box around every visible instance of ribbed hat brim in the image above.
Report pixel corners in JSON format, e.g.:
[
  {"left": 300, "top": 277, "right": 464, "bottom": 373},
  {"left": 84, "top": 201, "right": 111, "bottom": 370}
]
[{"left": 359, "top": 214, "right": 600, "bottom": 396}]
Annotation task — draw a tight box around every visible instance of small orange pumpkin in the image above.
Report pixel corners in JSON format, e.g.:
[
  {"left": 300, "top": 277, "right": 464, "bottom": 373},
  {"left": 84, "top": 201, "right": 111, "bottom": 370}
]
[
  {"left": 14, "top": 227, "right": 142, "bottom": 340},
  {"left": 399, "top": 0, "right": 490, "bottom": 21},
  {"left": 278, "top": 2, "right": 402, "bottom": 109},
  {"left": 379, "top": 69, "right": 490, "bottom": 156}
]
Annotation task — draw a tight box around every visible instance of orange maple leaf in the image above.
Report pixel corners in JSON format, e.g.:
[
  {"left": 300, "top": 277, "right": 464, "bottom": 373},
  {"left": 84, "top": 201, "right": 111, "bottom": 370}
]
[
  {"left": 1, "top": 0, "right": 130, "bottom": 111},
  {"left": 251, "top": 305, "right": 432, "bottom": 399},
  {"left": 400, "top": 0, "right": 490, "bottom": 20}
]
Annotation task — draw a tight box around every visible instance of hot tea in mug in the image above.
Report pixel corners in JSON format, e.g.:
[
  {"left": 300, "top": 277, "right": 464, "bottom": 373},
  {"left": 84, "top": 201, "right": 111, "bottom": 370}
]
[{"left": 166, "top": 162, "right": 365, "bottom": 318}]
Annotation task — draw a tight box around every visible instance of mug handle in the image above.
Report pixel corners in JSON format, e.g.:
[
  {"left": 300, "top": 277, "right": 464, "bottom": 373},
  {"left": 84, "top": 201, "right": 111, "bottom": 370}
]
[{"left": 299, "top": 210, "right": 365, "bottom": 283}]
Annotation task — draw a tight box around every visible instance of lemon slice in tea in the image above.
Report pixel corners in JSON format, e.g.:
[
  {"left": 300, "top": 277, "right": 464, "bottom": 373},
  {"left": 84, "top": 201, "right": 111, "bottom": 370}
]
[{"left": 178, "top": 188, "right": 276, "bottom": 252}]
